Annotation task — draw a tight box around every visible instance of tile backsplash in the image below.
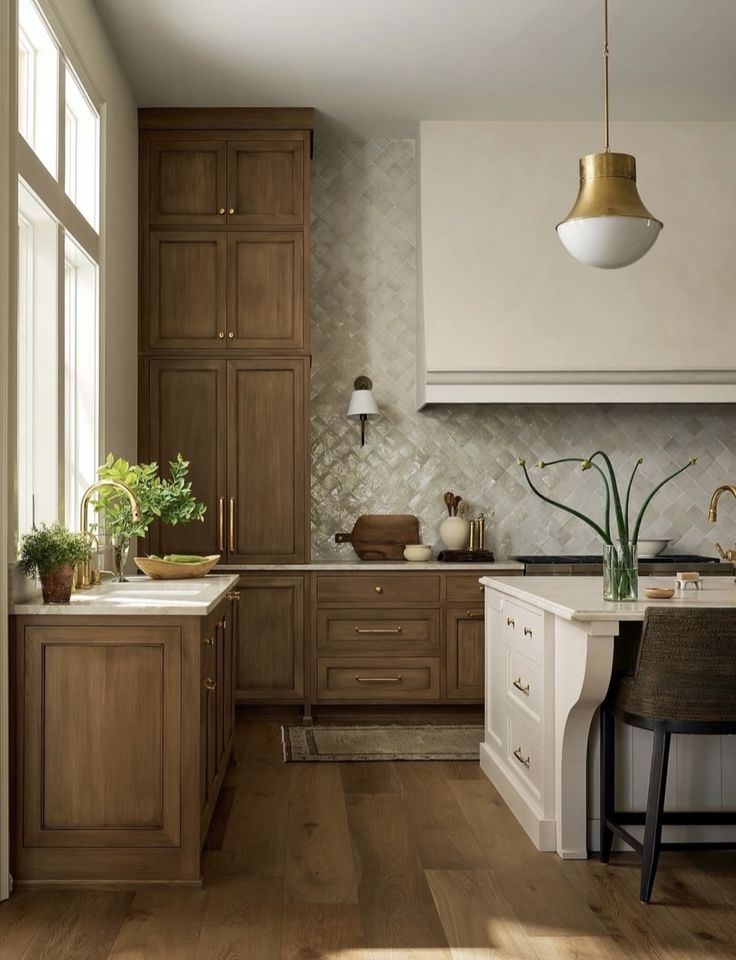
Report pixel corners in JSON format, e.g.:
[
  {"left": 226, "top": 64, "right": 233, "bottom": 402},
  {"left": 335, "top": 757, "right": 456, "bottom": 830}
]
[{"left": 310, "top": 139, "right": 736, "bottom": 561}]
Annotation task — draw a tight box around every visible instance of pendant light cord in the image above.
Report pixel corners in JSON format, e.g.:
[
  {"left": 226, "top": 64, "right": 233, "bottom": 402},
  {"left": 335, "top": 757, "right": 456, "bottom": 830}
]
[{"left": 603, "top": 0, "right": 610, "bottom": 151}]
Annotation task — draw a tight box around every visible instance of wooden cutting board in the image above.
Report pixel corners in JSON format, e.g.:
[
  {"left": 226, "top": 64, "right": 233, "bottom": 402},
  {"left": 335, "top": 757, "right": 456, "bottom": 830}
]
[{"left": 335, "top": 515, "right": 421, "bottom": 561}]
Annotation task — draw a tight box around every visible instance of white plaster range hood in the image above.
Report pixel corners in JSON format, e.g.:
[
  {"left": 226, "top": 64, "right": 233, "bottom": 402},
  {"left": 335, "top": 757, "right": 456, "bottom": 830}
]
[{"left": 416, "top": 121, "right": 736, "bottom": 406}]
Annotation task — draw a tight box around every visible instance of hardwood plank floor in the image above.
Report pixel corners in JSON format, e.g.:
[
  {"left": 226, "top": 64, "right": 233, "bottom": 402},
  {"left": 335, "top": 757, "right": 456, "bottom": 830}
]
[{"left": 2, "top": 717, "right": 735, "bottom": 960}]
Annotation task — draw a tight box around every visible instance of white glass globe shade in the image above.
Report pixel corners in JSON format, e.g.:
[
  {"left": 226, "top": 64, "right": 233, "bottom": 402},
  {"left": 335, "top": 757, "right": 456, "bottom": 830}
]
[{"left": 557, "top": 215, "right": 662, "bottom": 269}]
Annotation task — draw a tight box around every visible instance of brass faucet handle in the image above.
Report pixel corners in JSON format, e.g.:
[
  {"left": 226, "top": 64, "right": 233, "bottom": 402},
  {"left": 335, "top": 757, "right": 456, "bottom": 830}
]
[{"left": 715, "top": 542, "right": 736, "bottom": 562}]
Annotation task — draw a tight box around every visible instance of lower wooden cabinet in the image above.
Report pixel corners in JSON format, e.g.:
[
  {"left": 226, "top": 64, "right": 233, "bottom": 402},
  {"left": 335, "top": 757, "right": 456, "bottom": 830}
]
[
  {"left": 446, "top": 606, "right": 485, "bottom": 700},
  {"left": 235, "top": 574, "right": 305, "bottom": 701},
  {"left": 11, "top": 590, "right": 237, "bottom": 886}
]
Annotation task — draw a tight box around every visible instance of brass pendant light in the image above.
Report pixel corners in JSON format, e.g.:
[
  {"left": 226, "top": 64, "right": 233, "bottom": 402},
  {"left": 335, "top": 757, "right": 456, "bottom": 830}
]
[{"left": 556, "top": 0, "right": 662, "bottom": 269}]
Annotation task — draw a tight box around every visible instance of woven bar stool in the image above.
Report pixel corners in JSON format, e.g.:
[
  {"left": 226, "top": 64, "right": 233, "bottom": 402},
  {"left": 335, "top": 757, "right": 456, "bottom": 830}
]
[{"left": 600, "top": 607, "right": 736, "bottom": 903}]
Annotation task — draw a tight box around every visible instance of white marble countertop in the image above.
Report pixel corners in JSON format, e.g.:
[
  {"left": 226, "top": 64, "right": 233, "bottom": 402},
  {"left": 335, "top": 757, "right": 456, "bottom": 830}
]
[
  {"left": 11, "top": 574, "right": 240, "bottom": 617},
  {"left": 217, "top": 561, "right": 524, "bottom": 572},
  {"left": 481, "top": 575, "right": 736, "bottom": 622}
]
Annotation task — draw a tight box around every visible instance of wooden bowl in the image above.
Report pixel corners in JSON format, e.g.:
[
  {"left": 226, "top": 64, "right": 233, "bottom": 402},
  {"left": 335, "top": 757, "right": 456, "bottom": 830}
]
[
  {"left": 643, "top": 586, "right": 675, "bottom": 600},
  {"left": 134, "top": 555, "right": 220, "bottom": 580}
]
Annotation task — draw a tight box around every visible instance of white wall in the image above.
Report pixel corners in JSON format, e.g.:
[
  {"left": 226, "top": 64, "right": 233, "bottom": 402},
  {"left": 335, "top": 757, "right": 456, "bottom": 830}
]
[
  {"left": 418, "top": 121, "right": 736, "bottom": 399},
  {"left": 47, "top": 0, "right": 138, "bottom": 462}
]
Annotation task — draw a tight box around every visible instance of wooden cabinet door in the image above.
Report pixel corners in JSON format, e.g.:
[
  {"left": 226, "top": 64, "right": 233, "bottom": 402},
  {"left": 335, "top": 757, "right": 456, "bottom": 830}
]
[
  {"left": 149, "top": 139, "right": 227, "bottom": 225},
  {"left": 226, "top": 232, "right": 305, "bottom": 350},
  {"left": 19, "top": 624, "right": 182, "bottom": 849},
  {"left": 148, "top": 231, "right": 227, "bottom": 349},
  {"left": 146, "top": 359, "right": 227, "bottom": 557},
  {"left": 235, "top": 575, "right": 304, "bottom": 701},
  {"left": 226, "top": 136, "right": 305, "bottom": 226},
  {"left": 446, "top": 608, "right": 485, "bottom": 701},
  {"left": 226, "top": 359, "right": 307, "bottom": 563}
]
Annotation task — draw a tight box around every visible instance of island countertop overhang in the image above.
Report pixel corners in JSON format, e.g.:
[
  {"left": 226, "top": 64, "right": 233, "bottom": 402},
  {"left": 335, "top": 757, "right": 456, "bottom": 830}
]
[
  {"left": 481, "top": 574, "right": 736, "bottom": 622},
  {"left": 10, "top": 573, "right": 240, "bottom": 616}
]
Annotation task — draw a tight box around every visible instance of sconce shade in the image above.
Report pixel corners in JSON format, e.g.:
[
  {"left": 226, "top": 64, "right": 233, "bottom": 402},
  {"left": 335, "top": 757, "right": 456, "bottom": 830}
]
[{"left": 347, "top": 389, "right": 379, "bottom": 419}]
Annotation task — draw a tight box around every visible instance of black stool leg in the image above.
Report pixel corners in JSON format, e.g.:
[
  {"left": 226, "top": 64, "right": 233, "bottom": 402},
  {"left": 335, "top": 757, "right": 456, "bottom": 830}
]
[
  {"left": 600, "top": 705, "right": 615, "bottom": 863},
  {"left": 640, "top": 725, "right": 671, "bottom": 903}
]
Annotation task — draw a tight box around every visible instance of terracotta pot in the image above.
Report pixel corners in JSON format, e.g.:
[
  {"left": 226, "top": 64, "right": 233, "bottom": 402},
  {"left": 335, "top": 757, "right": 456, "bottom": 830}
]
[{"left": 40, "top": 563, "right": 75, "bottom": 604}]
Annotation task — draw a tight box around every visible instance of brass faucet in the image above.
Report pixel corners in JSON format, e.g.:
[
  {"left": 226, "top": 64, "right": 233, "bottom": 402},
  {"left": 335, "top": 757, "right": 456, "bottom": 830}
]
[
  {"left": 707, "top": 484, "right": 736, "bottom": 569},
  {"left": 77, "top": 480, "right": 141, "bottom": 589}
]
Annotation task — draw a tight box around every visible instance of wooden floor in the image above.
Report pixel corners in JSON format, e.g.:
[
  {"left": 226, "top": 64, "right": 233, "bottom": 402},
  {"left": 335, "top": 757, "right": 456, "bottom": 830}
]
[{"left": 2, "top": 718, "right": 736, "bottom": 959}]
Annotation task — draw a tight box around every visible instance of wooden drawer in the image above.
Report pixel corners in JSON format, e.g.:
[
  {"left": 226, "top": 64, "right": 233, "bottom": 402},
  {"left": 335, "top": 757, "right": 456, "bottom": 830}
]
[
  {"left": 316, "top": 573, "right": 441, "bottom": 605},
  {"left": 502, "top": 598, "right": 544, "bottom": 665},
  {"left": 316, "top": 657, "right": 440, "bottom": 701},
  {"left": 445, "top": 575, "right": 486, "bottom": 603},
  {"left": 506, "top": 715, "right": 542, "bottom": 800},
  {"left": 317, "top": 609, "right": 439, "bottom": 654},
  {"left": 506, "top": 650, "right": 543, "bottom": 727}
]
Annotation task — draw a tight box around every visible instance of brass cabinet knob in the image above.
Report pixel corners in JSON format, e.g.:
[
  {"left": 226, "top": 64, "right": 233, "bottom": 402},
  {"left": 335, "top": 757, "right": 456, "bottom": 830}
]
[
  {"left": 218, "top": 207, "right": 225, "bottom": 214},
  {"left": 203, "top": 676, "right": 216, "bottom": 692},
  {"left": 218, "top": 331, "right": 225, "bottom": 339},
  {"left": 375, "top": 585, "right": 383, "bottom": 593},
  {"left": 227, "top": 591, "right": 240, "bottom": 602},
  {"left": 466, "top": 609, "right": 479, "bottom": 617},
  {"left": 228, "top": 207, "right": 235, "bottom": 215},
  {"left": 202, "top": 636, "right": 214, "bottom": 646},
  {"left": 227, "top": 331, "right": 235, "bottom": 339}
]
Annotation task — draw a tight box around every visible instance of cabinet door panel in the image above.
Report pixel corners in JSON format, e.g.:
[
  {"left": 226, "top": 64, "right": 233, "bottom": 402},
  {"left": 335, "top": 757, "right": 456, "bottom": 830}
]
[
  {"left": 227, "top": 232, "right": 304, "bottom": 349},
  {"left": 236, "top": 576, "right": 304, "bottom": 701},
  {"left": 150, "top": 140, "right": 226, "bottom": 225},
  {"left": 21, "top": 625, "right": 181, "bottom": 847},
  {"left": 227, "top": 359, "right": 307, "bottom": 563},
  {"left": 147, "top": 359, "right": 227, "bottom": 557},
  {"left": 447, "top": 608, "right": 485, "bottom": 701},
  {"left": 149, "top": 232, "right": 226, "bottom": 349},
  {"left": 227, "top": 137, "right": 304, "bottom": 226}
]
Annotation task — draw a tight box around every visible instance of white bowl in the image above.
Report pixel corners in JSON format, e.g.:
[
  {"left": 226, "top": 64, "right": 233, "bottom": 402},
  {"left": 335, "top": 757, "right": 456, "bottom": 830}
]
[
  {"left": 636, "top": 539, "right": 670, "bottom": 558},
  {"left": 403, "top": 544, "right": 432, "bottom": 562}
]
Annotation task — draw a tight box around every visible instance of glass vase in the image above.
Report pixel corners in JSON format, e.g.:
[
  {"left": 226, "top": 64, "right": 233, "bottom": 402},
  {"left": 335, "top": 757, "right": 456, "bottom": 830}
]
[
  {"left": 112, "top": 535, "right": 130, "bottom": 583},
  {"left": 603, "top": 541, "right": 638, "bottom": 601}
]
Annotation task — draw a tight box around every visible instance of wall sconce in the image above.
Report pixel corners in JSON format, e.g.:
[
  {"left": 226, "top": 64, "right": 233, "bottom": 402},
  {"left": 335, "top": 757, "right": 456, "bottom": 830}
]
[{"left": 347, "top": 375, "right": 379, "bottom": 446}]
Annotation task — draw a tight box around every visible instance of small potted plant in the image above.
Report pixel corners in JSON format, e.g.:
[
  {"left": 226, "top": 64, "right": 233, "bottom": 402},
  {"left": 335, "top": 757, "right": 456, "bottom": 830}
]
[
  {"left": 18, "top": 522, "right": 91, "bottom": 603},
  {"left": 92, "top": 453, "right": 206, "bottom": 581}
]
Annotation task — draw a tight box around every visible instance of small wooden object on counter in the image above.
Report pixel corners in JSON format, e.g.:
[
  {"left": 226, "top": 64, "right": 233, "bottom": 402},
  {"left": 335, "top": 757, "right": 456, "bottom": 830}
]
[
  {"left": 334, "top": 514, "right": 420, "bottom": 561},
  {"left": 675, "top": 571, "right": 702, "bottom": 591},
  {"left": 134, "top": 554, "right": 220, "bottom": 579},
  {"left": 644, "top": 586, "right": 675, "bottom": 599}
]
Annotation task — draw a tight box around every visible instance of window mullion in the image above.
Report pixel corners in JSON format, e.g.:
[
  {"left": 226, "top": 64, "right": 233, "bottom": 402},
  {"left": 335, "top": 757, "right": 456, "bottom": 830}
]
[
  {"left": 56, "top": 47, "right": 64, "bottom": 193},
  {"left": 56, "top": 220, "right": 64, "bottom": 522}
]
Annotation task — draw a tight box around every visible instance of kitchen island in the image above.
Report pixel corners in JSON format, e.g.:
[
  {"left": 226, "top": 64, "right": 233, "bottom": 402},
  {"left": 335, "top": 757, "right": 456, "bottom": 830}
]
[
  {"left": 480, "top": 575, "right": 736, "bottom": 860},
  {"left": 10, "top": 574, "right": 239, "bottom": 886}
]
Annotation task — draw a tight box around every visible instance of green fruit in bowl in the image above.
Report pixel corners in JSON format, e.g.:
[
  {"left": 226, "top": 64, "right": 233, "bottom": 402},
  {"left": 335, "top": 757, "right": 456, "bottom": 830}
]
[{"left": 163, "top": 554, "right": 206, "bottom": 563}]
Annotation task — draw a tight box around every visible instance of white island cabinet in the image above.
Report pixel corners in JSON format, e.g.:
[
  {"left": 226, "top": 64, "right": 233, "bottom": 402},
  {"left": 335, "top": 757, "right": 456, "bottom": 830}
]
[{"left": 481, "top": 575, "right": 736, "bottom": 860}]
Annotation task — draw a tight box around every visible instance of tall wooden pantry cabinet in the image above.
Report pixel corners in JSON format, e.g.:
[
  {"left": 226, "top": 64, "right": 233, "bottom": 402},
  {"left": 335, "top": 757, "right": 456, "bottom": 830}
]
[{"left": 138, "top": 108, "right": 313, "bottom": 704}]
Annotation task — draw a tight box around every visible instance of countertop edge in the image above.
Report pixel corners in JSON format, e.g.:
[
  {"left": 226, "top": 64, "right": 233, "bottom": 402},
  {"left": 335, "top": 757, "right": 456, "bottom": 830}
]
[{"left": 10, "top": 574, "right": 240, "bottom": 617}]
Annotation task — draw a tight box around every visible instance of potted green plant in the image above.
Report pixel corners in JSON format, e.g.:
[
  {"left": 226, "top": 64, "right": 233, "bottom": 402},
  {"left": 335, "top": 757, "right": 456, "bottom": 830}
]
[
  {"left": 18, "top": 522, "right": 91, "bottom": 603},
  {"left": 518, "top": 451, "right": 697, "bottom": 601},
  {"left": 92, "top": 453, "right": 206, "bottom": 581}
]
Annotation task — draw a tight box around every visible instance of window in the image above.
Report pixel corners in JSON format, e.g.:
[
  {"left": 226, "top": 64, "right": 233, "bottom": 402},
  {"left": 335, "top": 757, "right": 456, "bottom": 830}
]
[
  {"left": 64, "top": 236, "right": 99, "bottom": 524},
  {"left": 15, "top": 0, "right": 102, "bottom": 541},
  {"left": 17, "top": 0, "right": 59, "bottom": 177},
  {"left": 17, "top": 183, "right": 59, "bottom": 534},
  {"left": 65, "top": 65, "right": 99, "bottom": 229}
]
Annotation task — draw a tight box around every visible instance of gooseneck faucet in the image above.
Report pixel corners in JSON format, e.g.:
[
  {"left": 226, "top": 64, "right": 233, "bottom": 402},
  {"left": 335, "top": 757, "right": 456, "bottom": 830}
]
[
  {"left": 77, "top": 480, "right": 141, "bottom": 589},
  {"left": 707, "top": 484, "right": 736, "bottom": 523}
]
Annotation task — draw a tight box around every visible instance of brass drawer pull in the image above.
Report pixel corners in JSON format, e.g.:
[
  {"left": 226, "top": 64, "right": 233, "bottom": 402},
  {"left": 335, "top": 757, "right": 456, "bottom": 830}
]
[
  {"left": 203, "top": 636, "right": 214, "bottom": 646},
  {"left": 506, "top": 617, "right": 515, "bottom": 628},
  {"left": 354, "top": 675, "right": 403, "bottom": 683},
  {"left": 218, "top": 207, "right": 226, "bottom": 215},
  {"left": 218, "top": 497, "right": 225, "bottom": 552},
  {"left": 228, "top": 207, "right": 235, "bottom": 215},
  {"left": 374, "top": 585, "right": 383, "bottom": 593},
  {"left": 203, "top": 676, "right": 217, "bottom": 692},
  {"left": 512, "top": 677, "right": 530, "bottom": 696},
  {"left": 354, "top": 626, "right": 402, "bottom": 635},
  {"left": 466, "top": 609, "right": 481, "bottom": 617},
  {"left": 524, "top": 626, "right": 533, "bottom": 637},
  {"left": 229, "top": 498, "right": 235, "bottom": 552},
  {"left": 227, "top": 591, "right": 240, "bottom": 602},
  {"left": 513, "top": 746, "right": 531, "bottom": 768},
  {"left": 220, "top": 617, "right": 227, "bottom": 629}
]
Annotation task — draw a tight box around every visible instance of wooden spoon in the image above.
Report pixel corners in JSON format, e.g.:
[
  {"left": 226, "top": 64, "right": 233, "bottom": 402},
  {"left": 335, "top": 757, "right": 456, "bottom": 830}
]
[
  {"left": 453, "top": 495, "right": 463, "bottom": 517},
  {"left": 444, "top": 492, "right": 454, "bottom": 517}
]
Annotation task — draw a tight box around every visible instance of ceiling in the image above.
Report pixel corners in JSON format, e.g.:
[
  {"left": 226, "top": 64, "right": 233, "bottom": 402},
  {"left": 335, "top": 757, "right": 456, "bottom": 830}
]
[{"left": 92, "top": 0, "right": 736, "bottom": 138}]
